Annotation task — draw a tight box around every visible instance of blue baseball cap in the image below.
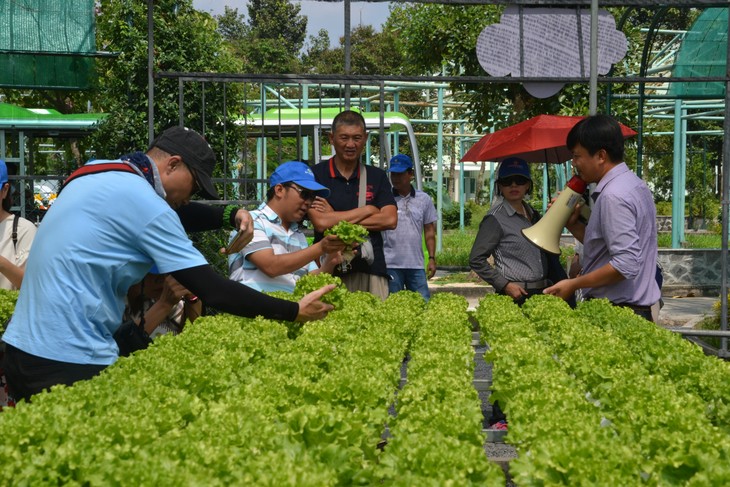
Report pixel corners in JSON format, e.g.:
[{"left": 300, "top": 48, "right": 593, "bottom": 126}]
[
  {"left": 389, "top": 154, "right": 413, "bottom": 173},
  {"left": 0, "top": 160, "right": 8, "bottom": 185},
  {"left": 497, "top": 157, "right": 531, "bottom": 181},
  {"left": 270, "top": 161, "right": 330, "bottom": 197}
]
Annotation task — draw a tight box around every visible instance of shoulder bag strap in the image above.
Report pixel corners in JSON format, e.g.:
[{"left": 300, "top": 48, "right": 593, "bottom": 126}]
[
  {"left": 358, "top": 163, "right": 367, "bottom": 208},
  {"left": 60, "top": 163, "right": 139, "bottom": 194},
  {"left": 11, "top": 213, "right": 19, "bottom": 253}
]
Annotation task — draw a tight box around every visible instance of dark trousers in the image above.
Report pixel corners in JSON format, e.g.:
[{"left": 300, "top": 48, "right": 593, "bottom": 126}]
[
  {"left": 3, "top": 344, "right": 107, "bottom": 403},
  {"left": 616, "top": 304, "right": 653, "bottom": 322}
]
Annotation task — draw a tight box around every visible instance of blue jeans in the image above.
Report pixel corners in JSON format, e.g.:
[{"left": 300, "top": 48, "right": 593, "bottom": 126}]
[{"left": 387, "top": 268, "right": 431, "bottom": 301}]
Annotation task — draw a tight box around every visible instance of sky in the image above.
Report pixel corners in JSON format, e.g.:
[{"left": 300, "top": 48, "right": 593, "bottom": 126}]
[{"left": 192, "top": 0, "right": 392, "bottom": 47}]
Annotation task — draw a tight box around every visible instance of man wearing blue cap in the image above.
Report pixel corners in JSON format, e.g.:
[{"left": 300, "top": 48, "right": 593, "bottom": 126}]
[
  {"left": 383, "top": 154, "right": 437, "bottom": 300},
  {"left": 229, "top": 161, "right": 346, "bottom": 293}
]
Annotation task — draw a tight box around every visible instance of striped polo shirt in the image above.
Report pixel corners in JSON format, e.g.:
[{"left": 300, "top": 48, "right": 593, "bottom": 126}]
[
  {"left": 469, "top": 200, "right": 547, "bottom": 292},
  {"left": 383, "top": 186, "right": 437, "bottom": 269},
  {"left": 228, "top": 203, "right": 317, "bottom": 293}
]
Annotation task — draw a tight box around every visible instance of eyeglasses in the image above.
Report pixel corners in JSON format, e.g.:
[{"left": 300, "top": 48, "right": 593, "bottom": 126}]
[
  {"left": 285, "top": 184, "right": 316, "bottom": 202},
  {"left": 498, "top": 176, "right": 530, "bottom": 187}
]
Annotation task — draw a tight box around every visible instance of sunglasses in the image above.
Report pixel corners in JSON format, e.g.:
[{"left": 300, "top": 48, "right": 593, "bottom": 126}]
[
  {"left": 498, "top": 176, "right": 530, "bottom": 187},
  {"left": 183, "top": 162, "right": 201, "bottom": 194},
  {"left": 286, "top": 184, "right": 317, "bottom": 202}
]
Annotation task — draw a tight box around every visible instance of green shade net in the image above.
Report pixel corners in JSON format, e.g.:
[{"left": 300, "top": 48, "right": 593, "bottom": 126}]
[
  {"left": 0, "top": 0, "right": 96, "bottom": 90},
  {"left": 668, "top": 8, "right": 728, "bottom": 98}
]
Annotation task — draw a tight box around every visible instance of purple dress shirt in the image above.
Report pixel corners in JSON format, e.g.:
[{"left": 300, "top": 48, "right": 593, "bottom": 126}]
[{"left": 582, "top": 163, "right": 661, "bottom": 307}]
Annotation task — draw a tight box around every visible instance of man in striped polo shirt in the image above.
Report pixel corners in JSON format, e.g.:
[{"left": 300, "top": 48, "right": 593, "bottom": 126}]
[{"left": 228, "top": 161, "right": 345, "bottom": 293}]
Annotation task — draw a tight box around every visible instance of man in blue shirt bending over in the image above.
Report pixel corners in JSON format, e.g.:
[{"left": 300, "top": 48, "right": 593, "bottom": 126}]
[{"left": 2, "top": 127, "right": 335, "bottom": 402}]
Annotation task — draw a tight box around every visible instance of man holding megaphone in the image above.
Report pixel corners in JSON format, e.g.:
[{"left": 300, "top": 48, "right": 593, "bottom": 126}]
[{"left": 543, "top": 115, "right": 660, "bottom": 321}]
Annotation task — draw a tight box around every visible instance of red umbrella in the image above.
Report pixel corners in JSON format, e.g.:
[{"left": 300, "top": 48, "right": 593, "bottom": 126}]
[{"left": 461, "top": 114, "right": 638, "bottom": 164}]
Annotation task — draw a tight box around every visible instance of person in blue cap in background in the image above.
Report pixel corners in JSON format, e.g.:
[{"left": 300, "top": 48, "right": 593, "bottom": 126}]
[
  {"left": 382, "top": 154, "right": 437, "bottom": 301},
  {"left": 229, "top": 161, "right": 346, "bottom": 293},
  {"left": 0, "top": 160, "right": 37, "bottom": 290}
]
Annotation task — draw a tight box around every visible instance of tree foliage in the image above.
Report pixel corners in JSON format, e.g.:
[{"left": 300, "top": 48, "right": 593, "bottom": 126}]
[
  {"left": 249, "top": 0, "right": 307, "bottom": 52},
  {"left": 302, "top": 25, "right": 406, "bottom": 76},
  {"left": 216, "top": 1, "right": 307, "bottom": 73},
  {"left": 89, "top": 0, "right": 244, "bottom": 160},
  {"left": 216, "top": 6, "right": 249, "bottom": 42}
]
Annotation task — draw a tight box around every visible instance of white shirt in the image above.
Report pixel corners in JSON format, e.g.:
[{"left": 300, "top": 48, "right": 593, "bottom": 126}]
[{"left": 0, "top": 213, "right": 37, "bottom": 290}]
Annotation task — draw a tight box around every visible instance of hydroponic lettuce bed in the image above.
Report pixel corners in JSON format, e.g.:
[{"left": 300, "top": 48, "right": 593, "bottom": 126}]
[
  {"left": 0, "top": 290, "right": 504, "bottom": 486},
  {"left": 3, "top": 285, "right": 730, "bottom": 486},
  {"left": 479, "top": 293, "right": 730, "bottom": 485},
  {"left": 0, "top": 289, "right": 18, "bottom": 335}
]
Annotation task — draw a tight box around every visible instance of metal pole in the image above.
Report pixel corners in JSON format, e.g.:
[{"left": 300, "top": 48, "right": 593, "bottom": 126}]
[
  {"left": 436, "top": 87, "right": 444, "bottom": 253},
  {"left": 543, "top": 164, "right": 549, "bottom": 214},
  {"left": 379, "top": 81, "right": 386, "bottom": 168},
  {"left": 679, "top": 105, "right": 687, "bottom": 244},
  {"left": 343, "top": 0, "right": 351, "bottom": 110},
  {"left": 459, "top": 123, "right": 465, "bottom": 230},
  {"left": 257, "top": 86, "right": 267, "bottom": 201},
  {"left": 589, "top": 0, "right": 598, "bottom": 115},
  {"left": 720, "top": 6, "right": 730, "bottom": 357},
  {"left": 18, "top": 131, "right": 26, "bottom": 218},
  {"left": 147, "top": 0, "right": 154, "bottom": 143},
  {"left": 667, "top": 329, "right": 730, "bottom": 338},
  {"left": 393, "top": 91, "right": 400, "bottom": 151},
  {"left": 302, "top": 84, "right": 309, "bottom": 162},
  {"left": 672, "top": 99, "right": 683, "bottom": 248},
  {"left": 178, "top": 78, "right": 184, "bottom": 124}
]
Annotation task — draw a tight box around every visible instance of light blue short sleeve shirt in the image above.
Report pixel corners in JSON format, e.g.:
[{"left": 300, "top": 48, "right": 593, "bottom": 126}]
[{"left": 2, "top": 169, "right": 207, "bottom": 365}]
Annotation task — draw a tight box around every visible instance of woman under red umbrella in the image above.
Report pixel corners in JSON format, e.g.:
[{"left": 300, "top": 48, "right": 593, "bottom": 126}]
[{"left": 469, "top": 157, "right": 568, "bottom": 305}]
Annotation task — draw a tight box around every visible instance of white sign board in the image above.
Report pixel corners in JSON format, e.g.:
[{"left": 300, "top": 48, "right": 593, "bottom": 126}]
[{"left": 476, "top": 7, "right": 628, "bottom": 98}]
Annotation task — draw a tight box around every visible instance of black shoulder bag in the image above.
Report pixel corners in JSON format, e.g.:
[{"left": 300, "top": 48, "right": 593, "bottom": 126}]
[{"left": 113, "top": 318, "right": 152, "bottom": 357}]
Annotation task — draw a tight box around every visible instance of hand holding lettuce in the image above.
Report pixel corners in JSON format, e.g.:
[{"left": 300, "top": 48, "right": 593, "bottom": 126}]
[{"left": 324, "top": 221, "right": 369, "bottom": 271}]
